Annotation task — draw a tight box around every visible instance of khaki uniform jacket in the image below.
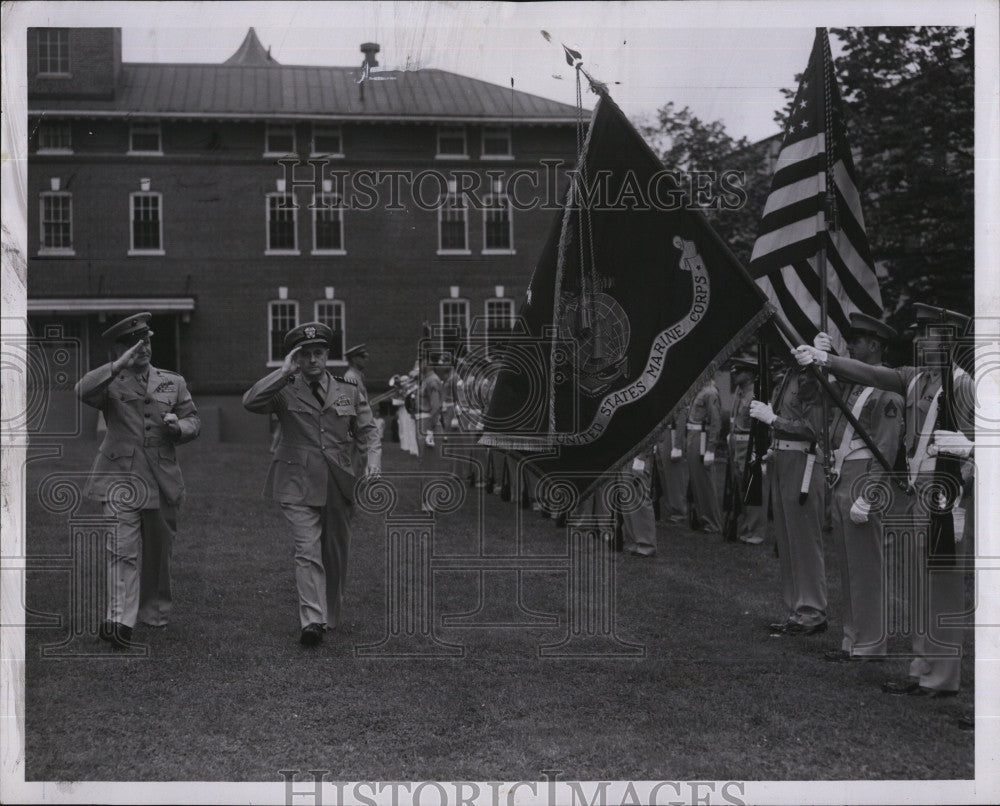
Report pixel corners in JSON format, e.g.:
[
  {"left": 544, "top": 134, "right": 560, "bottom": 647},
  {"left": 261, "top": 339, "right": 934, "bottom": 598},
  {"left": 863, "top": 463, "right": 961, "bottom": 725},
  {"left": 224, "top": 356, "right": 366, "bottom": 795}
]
[
  {"left": 416, "top": 373, "right": 443, "bottom": 436},
  {"left": 769, "top": 369, "right": 824, "bottom": 448},
  {"left": 688, "top": 382, "right": 722, "bottom": 446},
  {"left": 243, "top": 369, "right": 381, "bottom": 506},
  {"left": 829, "top": 376, "right": 904, "bottom": 486},
  {"left": 76, "top": 363, "right": 200, "bottom": 507}
]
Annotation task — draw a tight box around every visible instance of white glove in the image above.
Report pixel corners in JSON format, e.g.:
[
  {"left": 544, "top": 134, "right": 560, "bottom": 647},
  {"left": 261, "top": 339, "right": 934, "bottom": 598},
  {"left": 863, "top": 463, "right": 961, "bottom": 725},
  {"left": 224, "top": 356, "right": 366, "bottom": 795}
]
[
  {"left": 749, "top": 400, "right": 777, "bottom": 425},
  {"left": 669, "top": 447, "right": 682, "bottom": 461},
  {"left": 930, "top": 429, "right": 973, "bottom": 459},
  {"left": 450, "top": 417, "right": 459, "bottom": 429},
  {"left": 793, "top": 345, "right": 828, "bottom": 367},
  {"left": 850, "top": 497, "right": 871, "bottom": 524},
  {"left": 424, "top": 430, "right": 435, "bottom": 447},
  {"left": 703, "top": 450, "right": 715, "bottom": 467},
  {"left": 364, "top": 461, "right": 381, "bottom": 479},
  {"left": 813, "top": 332, "right": 834, "bottom": 352}
]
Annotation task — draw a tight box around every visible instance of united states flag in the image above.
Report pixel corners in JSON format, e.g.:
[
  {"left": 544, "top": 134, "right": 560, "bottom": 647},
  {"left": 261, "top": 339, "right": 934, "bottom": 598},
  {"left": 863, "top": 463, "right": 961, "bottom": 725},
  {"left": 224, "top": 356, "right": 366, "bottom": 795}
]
[{"left": 749, "top": 28, "right": 882, "bottom": 355}]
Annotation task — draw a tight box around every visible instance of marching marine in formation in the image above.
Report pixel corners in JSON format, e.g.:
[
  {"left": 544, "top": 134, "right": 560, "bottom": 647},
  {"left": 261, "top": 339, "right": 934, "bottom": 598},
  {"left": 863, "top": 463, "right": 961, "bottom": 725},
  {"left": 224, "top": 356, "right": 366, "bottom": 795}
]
[
  {"left": 655, "top": 404, "right": 689, "bottom": 524},
  {"left": 726, "top": 356, "right": 766, "bottom": 545},
  {"left": 75, "top": 312, "right": 201, "bottom": 648},
  {"left": 243, "top": 322, "right": 381, "bottom": 646},
  {"left": 686, "top": 380, "right": 723, "bottom": 533}
]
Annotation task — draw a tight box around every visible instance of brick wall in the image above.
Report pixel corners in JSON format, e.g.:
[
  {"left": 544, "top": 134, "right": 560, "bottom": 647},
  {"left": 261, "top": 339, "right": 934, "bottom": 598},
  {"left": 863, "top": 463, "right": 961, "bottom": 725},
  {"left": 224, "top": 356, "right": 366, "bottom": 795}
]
[{"left": 27, "top": 28, "right": 121, "bottom": 100}]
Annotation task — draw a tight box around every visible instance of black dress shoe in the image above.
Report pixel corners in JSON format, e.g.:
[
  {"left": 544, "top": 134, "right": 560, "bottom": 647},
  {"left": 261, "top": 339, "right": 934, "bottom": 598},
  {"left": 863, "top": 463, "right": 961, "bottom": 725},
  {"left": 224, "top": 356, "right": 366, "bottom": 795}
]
[
  {"left": 768, "top": 620, "right": 796, "bottom": 633},
  {"left": 300, "top": 623, "right": 324, "bottom": 646},
  {"left": 824, "top": 648, "right": 887, "bottom": 663},
  {"left": 780, "top": 620, "right": 828, "bottom": 636},
  {"left": 99, "top": 620, "right": 133, "bottom": 649},
  {"left": 881, "top": 679, "right": 957, "bottom": 698}
]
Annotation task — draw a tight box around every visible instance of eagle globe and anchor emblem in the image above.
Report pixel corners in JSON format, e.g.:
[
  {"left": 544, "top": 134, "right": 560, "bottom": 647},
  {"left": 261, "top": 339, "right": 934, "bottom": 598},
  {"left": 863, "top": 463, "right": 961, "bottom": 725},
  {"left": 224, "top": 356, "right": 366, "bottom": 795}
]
[{"left": 558, "top": 291, "right": 631, "bottom": 397}]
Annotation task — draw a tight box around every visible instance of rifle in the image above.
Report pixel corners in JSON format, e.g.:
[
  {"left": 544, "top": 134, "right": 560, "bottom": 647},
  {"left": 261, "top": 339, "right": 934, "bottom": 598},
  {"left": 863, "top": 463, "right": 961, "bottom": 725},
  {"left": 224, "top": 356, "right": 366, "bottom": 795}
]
[
  {"left": 650, "top": 446, "right": 663, "bottom": 522},
  {"left": 485, "top": 448, "right": 496, "bottom": 494},
  {"left": 928, "top": 348, "right": 962, "bottom": 569},
  {"left": 742, "top": 332, "right": 771, "bottom": 510},
  {"left": 722, "top": 452, "right": 739, "bottom": 542}
]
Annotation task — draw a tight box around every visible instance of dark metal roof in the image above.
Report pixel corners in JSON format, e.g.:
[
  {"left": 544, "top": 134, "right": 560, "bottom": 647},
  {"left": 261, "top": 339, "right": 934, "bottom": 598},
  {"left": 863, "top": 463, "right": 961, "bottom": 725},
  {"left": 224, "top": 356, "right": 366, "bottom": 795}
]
[{"left": 32, "top": 62, "right": 581, "bottom": 123}]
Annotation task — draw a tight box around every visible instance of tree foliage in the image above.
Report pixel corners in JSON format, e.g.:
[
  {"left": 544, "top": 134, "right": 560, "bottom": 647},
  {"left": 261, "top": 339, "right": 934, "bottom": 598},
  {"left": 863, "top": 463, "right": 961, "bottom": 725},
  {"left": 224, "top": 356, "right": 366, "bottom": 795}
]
[
  {"left": 640, "top": 27, "right": 974, "bottom": 335},
  {"left": 637, "top": 102, "right": 774, "bottom": 266}
]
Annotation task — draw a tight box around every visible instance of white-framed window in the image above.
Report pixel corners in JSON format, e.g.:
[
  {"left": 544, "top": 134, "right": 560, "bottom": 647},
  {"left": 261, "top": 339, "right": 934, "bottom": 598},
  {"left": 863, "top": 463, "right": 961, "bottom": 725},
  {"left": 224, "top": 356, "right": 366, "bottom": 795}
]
[
  {"left": 39, "top": 192, "right": 73, "bottom": 254},
  {"left": 485, "top": 297, "right": 515, "bottom": 345},
  {"left": 266, "top": 192, "right": 299, "bottom": 254},
  {"left": 482, "top": 184, "right": 514, "bottom": 254},
  {"left": 314, "top": 300, "right": 346, "bottom": 362},
  {"left": 36, "top": 29, "right": 70, "bottom": 76},
  {"left": 268, "top": 301, "right": 299, "bottom": 365},
  {"left": 311, "top": 124, "right": 343, "bottom": 157},
  {"left": 481, "top": 126, "right": 512, "bottom": 159},
  {"left": 265, "top": 123, "right": 296, "bottom": 156},
  {"left": 312, "top": 192, "right": 344, "bottom": 254},
  {"left": 439, "top": 298, "right": 470, "bottom": 355},
  {"left": 438, "top": 180, "right": 469, "bottom": 254},
  {"left": 129, "top": 192, "right": 164, "bottom": 255},
  {"left": 436, "top": 126, "right": 468, "bottom": 159},
  {"left": 37, "top": 120, "right": 72, "bottom": 153},
  {"left": 129, "top": 122, "right": 162, "bottom": 155}
]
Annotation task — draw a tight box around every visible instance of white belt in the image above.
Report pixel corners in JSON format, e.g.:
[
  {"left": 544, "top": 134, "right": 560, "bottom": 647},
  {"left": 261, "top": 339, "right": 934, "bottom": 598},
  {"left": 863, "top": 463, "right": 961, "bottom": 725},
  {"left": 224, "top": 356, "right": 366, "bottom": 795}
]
[
  {"left": 731, "top": 433, "right": 750, "bottom": 442},
  {"left": 416, "top": 413, "right": 434, "bottom": 419},
  {"left": 842, "top": 448, "right": 874, "bottom": 462},
  {"left": 775, "top": 439, "right": 811, "bottom": 452},
  {"left": 686, "top": 423, "right": 703, "bottom": 431}
]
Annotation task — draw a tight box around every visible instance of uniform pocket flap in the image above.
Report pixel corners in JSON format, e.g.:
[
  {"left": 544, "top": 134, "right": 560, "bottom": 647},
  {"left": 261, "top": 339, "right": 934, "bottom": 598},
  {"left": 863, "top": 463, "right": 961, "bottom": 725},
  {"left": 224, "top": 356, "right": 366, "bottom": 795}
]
[
  {"left": 274, "top": 445, "right": 308, "bottom": 464},
  {"left": 334, "top": 404, "right": 356, "bottom": 416},
  {"left": 100, "top": 442, "right": 136, "bottom": 460}
]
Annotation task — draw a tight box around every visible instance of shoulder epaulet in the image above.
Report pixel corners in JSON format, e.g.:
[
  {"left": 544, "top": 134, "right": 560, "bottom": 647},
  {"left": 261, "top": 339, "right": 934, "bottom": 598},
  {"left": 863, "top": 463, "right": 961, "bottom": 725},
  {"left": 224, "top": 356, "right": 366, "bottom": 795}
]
[
  {"left": 156, "top": 368, "right": 183, "bottom": 377},
  {"left": 332, "top": 375, "right": 356, "bottom": 385}
]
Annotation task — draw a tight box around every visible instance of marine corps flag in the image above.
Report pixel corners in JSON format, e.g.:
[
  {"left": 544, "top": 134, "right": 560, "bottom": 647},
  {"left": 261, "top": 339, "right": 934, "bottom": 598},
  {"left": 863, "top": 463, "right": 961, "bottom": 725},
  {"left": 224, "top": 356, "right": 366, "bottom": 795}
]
[{"left": 480, "top": 89, "right": 773, "bottom": 502}]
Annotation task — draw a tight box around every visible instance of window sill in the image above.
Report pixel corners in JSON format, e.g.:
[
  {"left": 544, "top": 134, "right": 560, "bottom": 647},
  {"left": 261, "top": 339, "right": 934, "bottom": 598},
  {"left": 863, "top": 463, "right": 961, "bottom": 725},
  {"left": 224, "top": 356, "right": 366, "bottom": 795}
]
[
  {"left": 128, "top": 249, "right": 165, "bottom": 256},
  {"left": 310, "top": 152, "right": 345, "bottom": 159},
  {"left": 264, "top": 152, "right": 298, "bottom": 159},
  {"left": 436, "top": 249, "right": 471, "bottom": 256},
  {"left": 481, "top": 154, "right": 514, "bottom": 161},
  {"left": 127, "top": 150, "right": 164, "bottom": 157},
  {"left": 435, "top": 154, "right": 470, "bottom": 160},
  {"left": 265, "top": 249, "right": 301, "bottom": 256},
  {"left": 311, "top": 249, "right": 347, "bottom": 256},
  {"left": 37, "top": 148, "right": 74, "bottom": 155},
  {"left": 482, "top": 249, "right": 516, "bottom": 256},
  {"left": 37, "top": 72, "right": 72, "bottom": 79},
  {"left": 38, "top": 248, "right": 76, "bottom": 257}
]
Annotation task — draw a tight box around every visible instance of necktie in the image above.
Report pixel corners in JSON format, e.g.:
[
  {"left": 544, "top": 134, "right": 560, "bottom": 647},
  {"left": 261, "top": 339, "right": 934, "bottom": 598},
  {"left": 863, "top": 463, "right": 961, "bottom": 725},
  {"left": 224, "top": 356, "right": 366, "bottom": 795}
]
[{"left": 310, "top": 380, "right": 325, "bottom": 408}]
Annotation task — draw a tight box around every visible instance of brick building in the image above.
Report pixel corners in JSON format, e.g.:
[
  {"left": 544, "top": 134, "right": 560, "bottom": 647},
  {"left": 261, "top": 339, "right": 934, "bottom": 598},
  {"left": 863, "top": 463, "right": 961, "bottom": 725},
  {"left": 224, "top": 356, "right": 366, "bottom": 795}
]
[{"left": 26, "top": 27, "right": 580, "bottom": 435}]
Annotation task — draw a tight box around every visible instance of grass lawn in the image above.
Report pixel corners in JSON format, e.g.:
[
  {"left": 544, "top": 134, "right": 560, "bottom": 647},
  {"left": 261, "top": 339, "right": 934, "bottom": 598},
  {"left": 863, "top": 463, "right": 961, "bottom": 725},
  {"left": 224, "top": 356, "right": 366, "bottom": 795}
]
[{"left": 23, "top": 437, "right": 975, "bottom": 782}]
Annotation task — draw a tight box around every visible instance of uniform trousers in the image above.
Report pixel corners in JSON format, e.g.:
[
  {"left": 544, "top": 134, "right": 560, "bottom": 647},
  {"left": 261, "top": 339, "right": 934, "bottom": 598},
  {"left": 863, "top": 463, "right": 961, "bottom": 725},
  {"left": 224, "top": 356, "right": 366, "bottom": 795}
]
[
  {"left": 655, "top": 432, "right": 687, "bottom": 523},
  {"left": 830, "top": 460, "right": 887, "bottom": 656},
  {"left": 104, "top": 494, "right": 175, "bottom": 628},
  {"left": 585, "top": 473, "right": 654, "bottom": 554},
  {"left": 902, "top": 474, "right": 966, "bottom": 692},
  {"left": 771, "top": 449, "right": 827, "bottom": 627},
  {"left": 685, "top": 430, "right": 721, "bottom": 532},
  {"left": 279, "top": 470, "right": 352, "bottom": 629},
  {"left": 729, "top": 436, "right": 765, "bottom": 543}
]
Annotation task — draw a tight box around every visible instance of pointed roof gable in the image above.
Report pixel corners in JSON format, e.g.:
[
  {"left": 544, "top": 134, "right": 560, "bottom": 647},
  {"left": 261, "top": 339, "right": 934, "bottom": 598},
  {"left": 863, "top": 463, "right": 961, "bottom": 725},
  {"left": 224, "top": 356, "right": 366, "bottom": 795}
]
[{"left": 224, "top": 28, "right": 279, "bottom": 66}]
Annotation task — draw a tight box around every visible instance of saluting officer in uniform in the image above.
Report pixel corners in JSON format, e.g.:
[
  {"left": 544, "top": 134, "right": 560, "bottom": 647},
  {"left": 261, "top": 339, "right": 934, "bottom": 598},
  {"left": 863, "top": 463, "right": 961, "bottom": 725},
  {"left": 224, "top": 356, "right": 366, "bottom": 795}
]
[
  {"left": 727, "top": 356, "right": 766, "bottom": 545},
  {"left": 655, "top": 403, "right": 688, "bottom": 523},
  {"left": 243, "top": 322, "right": 381, "bottom": 646},
  {"left": 343, "top": 343, "right": 372, "bottom": 478},
  {"left": 75, "top": 312, "right": 200, "bottom": 648},
  {"left": 686, "top": 380, "right": 723, "bottom": 533},
  {"left": 749, "top": 359, "right": 828, "bottom": 635},
  {"left": 821, "top": 313, "right": 903, "bottom": 662},
  {"left": 796, "top": 303, "right": 974, "bottom": 696}
]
